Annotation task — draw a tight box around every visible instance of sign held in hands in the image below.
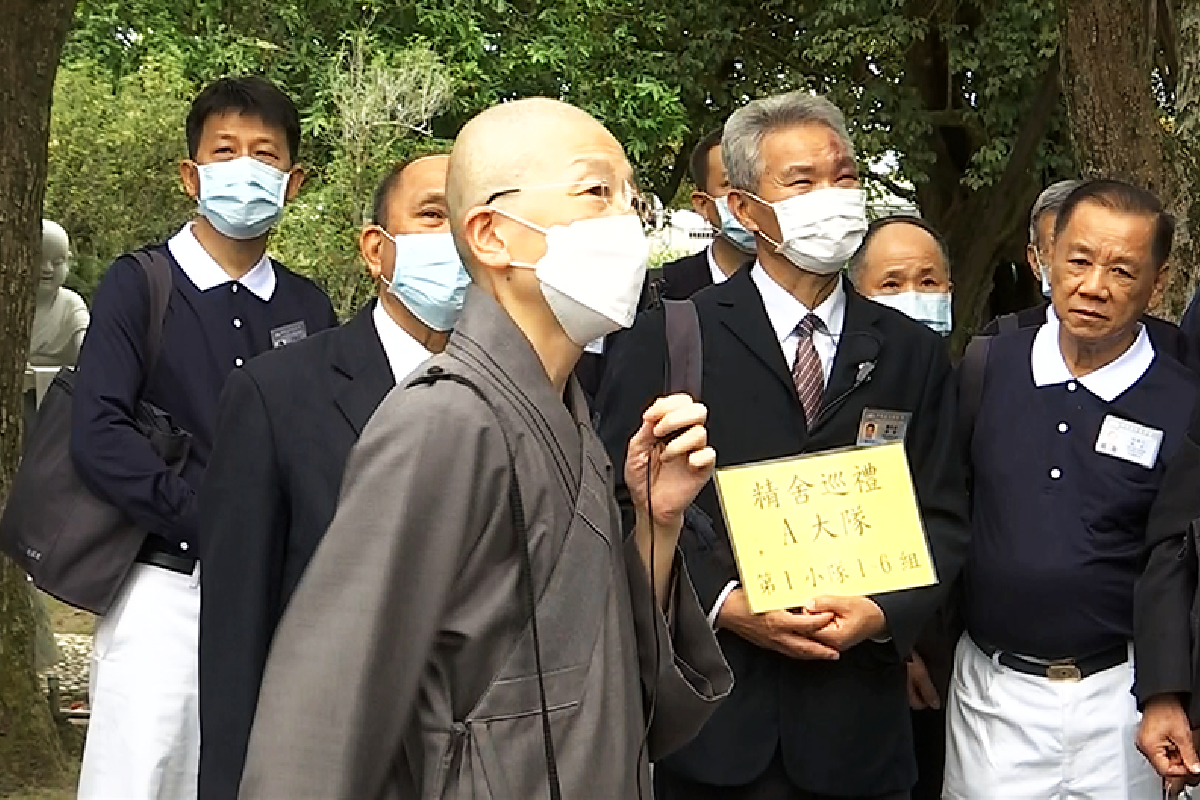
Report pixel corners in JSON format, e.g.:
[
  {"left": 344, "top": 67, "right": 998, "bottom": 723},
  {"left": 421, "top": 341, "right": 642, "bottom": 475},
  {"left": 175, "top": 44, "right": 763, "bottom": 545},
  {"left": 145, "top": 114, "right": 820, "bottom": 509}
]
[{"left": 714, "top": 442, "right": 936, "bottom": 614}]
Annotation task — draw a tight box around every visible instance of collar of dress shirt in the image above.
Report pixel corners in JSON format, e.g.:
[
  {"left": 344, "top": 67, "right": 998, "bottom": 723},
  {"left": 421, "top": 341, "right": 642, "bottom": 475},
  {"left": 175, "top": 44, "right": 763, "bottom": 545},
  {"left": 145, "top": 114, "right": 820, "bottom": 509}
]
[
  {"left": 706, "top": 244, "right": 732, "bottom": 286},
  {"left": 167, "top": 221, "right": 276, "bottom": 300},
  {"left": 372, "top": 299, "right": 432, "bottom": 381},
  {"left": 1030, "top": 313, "right": 1155, "bottom": 402},
  {"left": 750, "top": 261, "right": 846, "bottom": 346}
]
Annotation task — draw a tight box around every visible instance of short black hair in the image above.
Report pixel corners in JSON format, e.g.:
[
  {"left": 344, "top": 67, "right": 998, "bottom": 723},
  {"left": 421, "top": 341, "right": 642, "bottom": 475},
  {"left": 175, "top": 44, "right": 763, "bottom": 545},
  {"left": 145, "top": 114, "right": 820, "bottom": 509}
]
[
  {"left": 371, "top": 153, "right": 450, "bottom": 228},
  {"left": 1054, "top": 179, "right": 1175, "bottom": 270},
  {"left": 689, "top": 128, "right": 724, "bottom": 194},
  {"left": 186, "top": 77, "right": 301, "bottom": 163},
  {"left": 848, "top": 215, "right": 950, "bottom": 281}
]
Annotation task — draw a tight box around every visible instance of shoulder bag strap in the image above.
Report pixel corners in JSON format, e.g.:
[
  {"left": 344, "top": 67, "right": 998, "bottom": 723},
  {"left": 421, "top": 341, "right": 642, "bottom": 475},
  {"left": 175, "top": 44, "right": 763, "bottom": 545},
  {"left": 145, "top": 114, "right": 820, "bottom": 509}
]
[{"left": 407, "top": 367, "right": 562, "bottom": 800}]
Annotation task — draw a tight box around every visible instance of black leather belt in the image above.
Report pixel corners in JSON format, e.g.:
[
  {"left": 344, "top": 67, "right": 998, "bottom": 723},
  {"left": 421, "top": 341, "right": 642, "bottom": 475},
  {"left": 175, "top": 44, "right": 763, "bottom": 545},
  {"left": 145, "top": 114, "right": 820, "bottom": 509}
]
[
  {"left": 135, "top": 541, "right": 197, "bottom": 575},
  {"left": 970, "top": 634, "right": 1128, "bottom": 682}
]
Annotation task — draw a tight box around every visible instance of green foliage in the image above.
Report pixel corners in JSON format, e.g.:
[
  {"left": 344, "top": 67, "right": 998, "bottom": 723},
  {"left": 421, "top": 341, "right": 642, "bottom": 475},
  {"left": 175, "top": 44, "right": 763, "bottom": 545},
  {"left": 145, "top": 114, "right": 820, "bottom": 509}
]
[{"left": 45, "top": 53, "right": 194, "bottom": 298}]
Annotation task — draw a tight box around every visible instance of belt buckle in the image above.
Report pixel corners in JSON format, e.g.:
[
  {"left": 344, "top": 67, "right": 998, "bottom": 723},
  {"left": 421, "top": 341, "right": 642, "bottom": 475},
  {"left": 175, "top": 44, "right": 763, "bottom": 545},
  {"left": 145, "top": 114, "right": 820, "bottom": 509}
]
[{"left": 1046, "top": 660, "right": 1082, "bottom": 682}]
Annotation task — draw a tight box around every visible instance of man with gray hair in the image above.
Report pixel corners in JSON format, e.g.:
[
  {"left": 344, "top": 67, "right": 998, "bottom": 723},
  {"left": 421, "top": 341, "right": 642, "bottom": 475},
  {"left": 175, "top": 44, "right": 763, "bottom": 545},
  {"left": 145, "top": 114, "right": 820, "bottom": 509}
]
[
  {"left": 1028, "top": 179, "right": 1082, "bottom": 297},
  {"left": 598, "top": 89, "right": 970, "bottom": 799}
]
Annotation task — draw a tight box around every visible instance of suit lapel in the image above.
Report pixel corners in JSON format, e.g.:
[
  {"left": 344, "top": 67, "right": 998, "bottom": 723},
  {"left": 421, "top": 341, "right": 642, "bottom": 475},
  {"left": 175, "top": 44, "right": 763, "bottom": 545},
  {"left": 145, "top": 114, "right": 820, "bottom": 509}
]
[
  {"left": 332, "top": 300, "right": 396, "bottom": 435},
  {"left": 715, "top": 267, "right": 797, "bottom": 399}
]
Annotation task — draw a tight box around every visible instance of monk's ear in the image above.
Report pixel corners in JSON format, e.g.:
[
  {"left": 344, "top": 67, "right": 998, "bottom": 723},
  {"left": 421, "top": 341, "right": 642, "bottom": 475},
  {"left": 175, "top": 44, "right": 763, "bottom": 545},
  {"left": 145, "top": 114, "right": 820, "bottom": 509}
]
[{"left": 461, "top": 206, "right": 513, "bottom": 273}]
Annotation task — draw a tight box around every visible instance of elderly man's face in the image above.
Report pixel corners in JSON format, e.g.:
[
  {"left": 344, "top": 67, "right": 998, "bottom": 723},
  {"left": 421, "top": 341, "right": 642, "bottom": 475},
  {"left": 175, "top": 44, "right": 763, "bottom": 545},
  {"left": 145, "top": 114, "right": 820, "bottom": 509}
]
[
  {"left": 361, "top": 155, "right": 451, "bottom": 287},
  {"left": 856, "top": 223, "right": 950, "bottom": 297},
  {"left": 491, "top": 121, "right": 637, "bottom": 267},
  {"left": 732, "top": 122, "right": 858, "bottom": 246},
  {"left": 1051, "top": 200, "right": 1166, "bottom": 348}
]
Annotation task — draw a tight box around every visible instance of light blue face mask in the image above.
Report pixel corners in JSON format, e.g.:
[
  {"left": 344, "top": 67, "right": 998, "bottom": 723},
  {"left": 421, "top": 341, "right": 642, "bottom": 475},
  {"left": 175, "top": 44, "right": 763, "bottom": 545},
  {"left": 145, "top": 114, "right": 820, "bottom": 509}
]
[
  {"left": 197, "top": 156, "right": 290, "bottom": 240},
  {"left": 1037, "top": 253, "right": 1052, "bottom": 297},
  {"left": 379, "top": 230, "right": 470, "bottom": 332},
  {"left": 713, "top": 196, "right": 758, "bottom": 254},
  {"left": 871, "top": 291, "right": 953, "bottom": 336}
]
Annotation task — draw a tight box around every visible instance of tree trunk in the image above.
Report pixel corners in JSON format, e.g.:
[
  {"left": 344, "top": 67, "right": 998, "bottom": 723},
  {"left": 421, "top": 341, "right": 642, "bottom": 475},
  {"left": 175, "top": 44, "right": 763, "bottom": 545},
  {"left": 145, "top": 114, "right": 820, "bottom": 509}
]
[
  {"left": 1162, "top": 0, "right": 1200, "bottom": 319},
  {"left": 1061, "top": 0, "right": 1199, "bottom": 320},
  {"left": 0, "top": 0, "right": 78, "bottom": 792}
]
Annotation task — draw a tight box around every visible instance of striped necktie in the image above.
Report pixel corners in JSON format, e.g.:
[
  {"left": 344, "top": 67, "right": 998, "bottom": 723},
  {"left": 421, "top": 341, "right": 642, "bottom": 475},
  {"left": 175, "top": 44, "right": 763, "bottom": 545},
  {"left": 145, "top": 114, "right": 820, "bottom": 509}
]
[{"left": 792, "top": 313, "right": 824, "bottom": 428}]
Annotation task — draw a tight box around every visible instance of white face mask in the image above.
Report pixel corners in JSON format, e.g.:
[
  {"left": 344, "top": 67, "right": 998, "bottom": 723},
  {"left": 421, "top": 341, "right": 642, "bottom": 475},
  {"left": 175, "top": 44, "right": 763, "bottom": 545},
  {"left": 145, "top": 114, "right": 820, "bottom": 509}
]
[
  {"left": 749, "top": 186, "right": 867, "bottom": 275},
  {"left": 494, "top": 210, "right": 649, "bottom": 347},
  {"left": 870, "top": 291, "right": 953, "bottom": 336}
]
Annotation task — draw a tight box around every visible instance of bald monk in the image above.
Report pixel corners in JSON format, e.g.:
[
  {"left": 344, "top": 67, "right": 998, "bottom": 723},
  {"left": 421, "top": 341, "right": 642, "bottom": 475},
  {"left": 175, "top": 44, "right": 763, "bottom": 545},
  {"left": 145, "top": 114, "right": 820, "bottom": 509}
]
[
  {"left": 29, "top": 220, "right": 89, "bottom": 367},
  {"left": 238, "top": 98, "right": 732, "bottom": 799}
]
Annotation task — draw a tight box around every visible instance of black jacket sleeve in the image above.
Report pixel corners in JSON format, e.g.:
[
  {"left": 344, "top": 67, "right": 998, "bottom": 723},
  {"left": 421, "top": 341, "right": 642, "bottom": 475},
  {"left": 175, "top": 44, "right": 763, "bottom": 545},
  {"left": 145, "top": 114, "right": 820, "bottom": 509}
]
[
  {"left": 198, "top": 367, "right": 288, "bottom": 800},
  {"left": 1134, "top": 405, "right": 1200, "bottom": 711},
  {"left": 70, "top": 256, "right": 197, "bottom": 546}
]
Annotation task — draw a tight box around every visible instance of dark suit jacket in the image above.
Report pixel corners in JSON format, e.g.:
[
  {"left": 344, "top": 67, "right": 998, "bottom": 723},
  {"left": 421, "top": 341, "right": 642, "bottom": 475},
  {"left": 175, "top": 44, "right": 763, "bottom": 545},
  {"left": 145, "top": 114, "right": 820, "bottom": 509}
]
[
  {"left": 577, "top": 248, "right": 721, "bottom": 402},
  {"left": 595, "top": 268, "right": 971, "bottom": 795},
  {"left": 197, "top": 302, "right": 395, "bottom": 800}
]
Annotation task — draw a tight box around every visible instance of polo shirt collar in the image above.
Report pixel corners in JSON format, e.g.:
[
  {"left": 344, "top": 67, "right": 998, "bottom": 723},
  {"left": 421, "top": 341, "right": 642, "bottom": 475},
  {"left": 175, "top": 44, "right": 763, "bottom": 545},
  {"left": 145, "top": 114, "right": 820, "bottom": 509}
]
[
  {"left": 1031, "top": 314, "right": 1155, "bottom": 402},
  {"left": 167, "top": 221, "right": 276, "bottom": 300}
]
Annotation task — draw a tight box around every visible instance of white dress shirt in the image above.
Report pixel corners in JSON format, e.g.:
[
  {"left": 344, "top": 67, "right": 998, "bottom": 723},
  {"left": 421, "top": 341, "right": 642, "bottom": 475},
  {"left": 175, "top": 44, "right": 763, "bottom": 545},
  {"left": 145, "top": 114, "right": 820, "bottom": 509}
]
[
  {"left": 167, "top": 222, "right": 276, "bottom": 300},
  {"left": 708, "top": 264, "right": 849, "bottom": 627},
  {"left": 750, "top": 261, "right": 845, "bottom": 380},
  {"left": 372, "top": 300, "right": 432, "bottom": 382},
  {"left": 707, "top": 244, "right": 733, "bottom": 286},
  {"left": 1031, "top": 313, "right": 1154, "bottom": 402}
]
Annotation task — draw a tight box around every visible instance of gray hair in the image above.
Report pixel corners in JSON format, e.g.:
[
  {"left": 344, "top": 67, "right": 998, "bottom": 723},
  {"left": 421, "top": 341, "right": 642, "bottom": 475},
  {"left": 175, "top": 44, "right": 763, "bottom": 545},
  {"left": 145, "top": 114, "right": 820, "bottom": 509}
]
[
  {"left": 722, "top": 91, "right": 855, "bottom": 192},
  {"left": 1029, "top": 179, "right": 1082, "bottom": 248}
]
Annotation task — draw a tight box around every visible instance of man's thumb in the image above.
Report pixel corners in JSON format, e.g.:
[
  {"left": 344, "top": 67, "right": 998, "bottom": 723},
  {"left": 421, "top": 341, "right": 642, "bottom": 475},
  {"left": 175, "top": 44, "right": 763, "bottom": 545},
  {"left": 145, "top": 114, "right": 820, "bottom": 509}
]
[{"left": 805, "top": 595, "right": 847, "bottom": 614}]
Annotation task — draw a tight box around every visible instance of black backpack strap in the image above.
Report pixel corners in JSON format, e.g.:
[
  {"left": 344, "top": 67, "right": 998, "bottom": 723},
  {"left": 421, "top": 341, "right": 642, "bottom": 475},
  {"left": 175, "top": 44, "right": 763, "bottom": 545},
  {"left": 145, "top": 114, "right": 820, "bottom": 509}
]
[
  {"left": 407, "top": 367, "right": 562, "bottom": 800},
  {"left": 957, "top": 335, "right": 992, "bottom": 451},
  {"left": 663, "top": 298, "right": 702, "bottom": 399},
  {"left": 129, "top": 249, "right": 174, "bottom": 381}
]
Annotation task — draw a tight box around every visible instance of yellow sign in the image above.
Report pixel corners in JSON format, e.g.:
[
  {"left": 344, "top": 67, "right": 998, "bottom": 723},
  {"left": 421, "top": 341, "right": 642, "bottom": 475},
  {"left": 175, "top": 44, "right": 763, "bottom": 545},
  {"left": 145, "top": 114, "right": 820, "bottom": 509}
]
[{"left": 713, "top": 441, "right": 936, "bottom": 614}]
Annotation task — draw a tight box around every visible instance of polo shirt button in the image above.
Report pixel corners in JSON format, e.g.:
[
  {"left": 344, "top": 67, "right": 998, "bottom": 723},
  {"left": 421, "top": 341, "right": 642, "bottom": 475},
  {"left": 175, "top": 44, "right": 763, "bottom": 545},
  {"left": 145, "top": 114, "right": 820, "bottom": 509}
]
[
  {"left": 180, "top": 542, "right": 189, "bottom": 552},
  {"left": 235, "top": 358, "right": 244, "bottom": 367},
  {"left": 231, "top": 284, "right": 239, "bottom": 293},
  {"left": 1050, "top": 467, "right": 1062, "bottom": 479},
  {"left": 1067, "top": 381, "right": 1077, "bottom": 392},
  {"left": 1058, "top": 422, "right": 1069, "bottom": 433},
  {"left": 233, "top": 318, "right": 242, "bottom": 328}
]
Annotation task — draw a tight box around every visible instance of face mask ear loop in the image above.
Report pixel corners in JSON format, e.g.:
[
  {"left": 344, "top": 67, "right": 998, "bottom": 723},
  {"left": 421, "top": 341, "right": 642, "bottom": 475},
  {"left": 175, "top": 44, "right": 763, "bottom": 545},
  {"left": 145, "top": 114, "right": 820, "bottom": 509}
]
[{"left": 736, "top": 191, "right": 784, "bottom": 253}]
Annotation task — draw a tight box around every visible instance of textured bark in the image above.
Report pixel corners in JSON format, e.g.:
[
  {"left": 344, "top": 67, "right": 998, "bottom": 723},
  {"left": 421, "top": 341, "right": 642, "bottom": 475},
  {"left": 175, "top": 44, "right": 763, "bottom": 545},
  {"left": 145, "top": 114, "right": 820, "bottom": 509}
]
[
  {"left": 0, "top": 0, "right": 78, "bottom": 791},
  {"left": 1061, "top": 0, "right": 1199, "bottom": 321},
  {"left": 1162, "top": 0, "right": 1200, "bottom": 319},
  {"left": 902, "top": 10, "right": 1063, "bottom": 354}
]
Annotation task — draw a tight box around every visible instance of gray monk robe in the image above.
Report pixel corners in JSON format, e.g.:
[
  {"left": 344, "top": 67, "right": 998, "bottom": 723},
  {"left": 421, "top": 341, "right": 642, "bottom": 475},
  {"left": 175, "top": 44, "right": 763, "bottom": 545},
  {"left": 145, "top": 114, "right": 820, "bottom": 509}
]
[{"left": 239, "top": 286, "right": 732, "bottom": 800}]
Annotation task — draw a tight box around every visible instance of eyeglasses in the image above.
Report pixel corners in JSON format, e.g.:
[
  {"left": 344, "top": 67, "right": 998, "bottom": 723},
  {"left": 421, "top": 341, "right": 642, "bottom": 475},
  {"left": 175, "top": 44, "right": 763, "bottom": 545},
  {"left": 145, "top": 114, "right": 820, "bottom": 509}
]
[{"left": 485, "top": 179, "right": 652, "bottom": 225}]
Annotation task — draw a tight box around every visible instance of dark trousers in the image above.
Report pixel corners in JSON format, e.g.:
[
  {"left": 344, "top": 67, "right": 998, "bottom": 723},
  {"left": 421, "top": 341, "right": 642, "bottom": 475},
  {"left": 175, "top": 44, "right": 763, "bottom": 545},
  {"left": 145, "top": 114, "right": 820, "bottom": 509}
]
[
  {"left": 910, "top": 708, "right": 946, "bottom": 800},
  {"left": 654, "top": 752, "right": 911, "bottom": 800}
]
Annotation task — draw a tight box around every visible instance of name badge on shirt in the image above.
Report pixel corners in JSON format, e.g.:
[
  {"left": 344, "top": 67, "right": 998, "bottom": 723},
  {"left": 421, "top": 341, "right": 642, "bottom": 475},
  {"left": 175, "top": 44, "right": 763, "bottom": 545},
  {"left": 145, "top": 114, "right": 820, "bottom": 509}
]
[
  {"left": 1095, "top": 414, "right": 1163, "bottom": 469},
  {"left": 857, "top": 408, "right": 911, "bottom": 446},
  {"left": 270, "top": 320, "right": 307, "bottom": 349}
]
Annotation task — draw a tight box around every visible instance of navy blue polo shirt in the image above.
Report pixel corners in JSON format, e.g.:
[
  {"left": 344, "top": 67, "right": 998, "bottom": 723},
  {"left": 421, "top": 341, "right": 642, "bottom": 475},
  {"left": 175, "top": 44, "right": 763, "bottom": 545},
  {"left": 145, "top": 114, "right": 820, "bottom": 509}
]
[
  {"left": 965, "top": 320, "right": 1198, "bottom": 659},
  {"left": 71, "top": 223, "right": 337, "bottom": 558}
]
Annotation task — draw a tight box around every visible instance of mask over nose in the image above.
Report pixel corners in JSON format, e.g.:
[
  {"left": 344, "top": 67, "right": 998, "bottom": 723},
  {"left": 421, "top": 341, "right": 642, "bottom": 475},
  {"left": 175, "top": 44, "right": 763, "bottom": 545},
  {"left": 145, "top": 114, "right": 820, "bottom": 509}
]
[
  {"left": 493, "top": 209, "right": 649, "bottom": 347},
  {"left": 379, "top": 230, "right": 471, "bottom": 332},
  {"left": 196, "top": 156, "right": 290, "bottom": 240},
  {"left": 870, "top": 291, "right": 953, "bottom": 336},
  {"left": 750, "top": 186, "right": 868, "bottom": 275}
]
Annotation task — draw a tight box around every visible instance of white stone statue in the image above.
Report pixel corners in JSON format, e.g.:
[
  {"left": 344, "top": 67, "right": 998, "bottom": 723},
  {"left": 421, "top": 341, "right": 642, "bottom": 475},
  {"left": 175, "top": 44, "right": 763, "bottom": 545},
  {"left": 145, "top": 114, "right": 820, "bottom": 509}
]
[{"left": 28, "top": 219, "right": 89, "bottom": 368}]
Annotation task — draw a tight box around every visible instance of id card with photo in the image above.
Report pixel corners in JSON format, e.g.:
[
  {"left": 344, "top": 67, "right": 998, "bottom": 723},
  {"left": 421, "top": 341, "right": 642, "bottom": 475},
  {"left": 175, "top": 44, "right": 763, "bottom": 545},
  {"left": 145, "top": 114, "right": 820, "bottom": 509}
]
[{"left": 857, "top": 408, "right": 911, "bottom": 447}]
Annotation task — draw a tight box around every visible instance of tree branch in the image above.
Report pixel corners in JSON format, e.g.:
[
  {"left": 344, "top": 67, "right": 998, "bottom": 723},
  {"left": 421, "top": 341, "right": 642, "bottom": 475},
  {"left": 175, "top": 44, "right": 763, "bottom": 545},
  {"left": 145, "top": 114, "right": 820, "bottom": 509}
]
[{"left": 864, "top": 171, "right": 919, "bottom": 203}]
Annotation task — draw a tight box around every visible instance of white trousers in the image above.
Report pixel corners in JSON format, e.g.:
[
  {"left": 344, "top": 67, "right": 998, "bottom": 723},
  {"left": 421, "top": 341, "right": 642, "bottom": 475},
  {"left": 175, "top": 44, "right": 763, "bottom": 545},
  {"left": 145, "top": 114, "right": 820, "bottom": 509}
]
[
  {"left": 943, "top": 634, "right": 1158, "bottom": 800},
  {"left": 78, "top": 563, "right": 201, "bottom": 800}
]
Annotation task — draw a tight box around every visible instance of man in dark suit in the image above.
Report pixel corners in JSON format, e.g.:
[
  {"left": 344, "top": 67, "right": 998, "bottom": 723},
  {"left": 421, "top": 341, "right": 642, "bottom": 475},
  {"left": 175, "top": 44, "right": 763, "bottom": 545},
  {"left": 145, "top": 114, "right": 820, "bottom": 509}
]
[
  {"left": 196, "top": 154, "right": 467, "bottom": 800},
  {"left": 597, "top": 90, "right": 970, "bottom": 799},
  {"left": 576, "top": 127, "right": 754, "bottom": 399}
]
